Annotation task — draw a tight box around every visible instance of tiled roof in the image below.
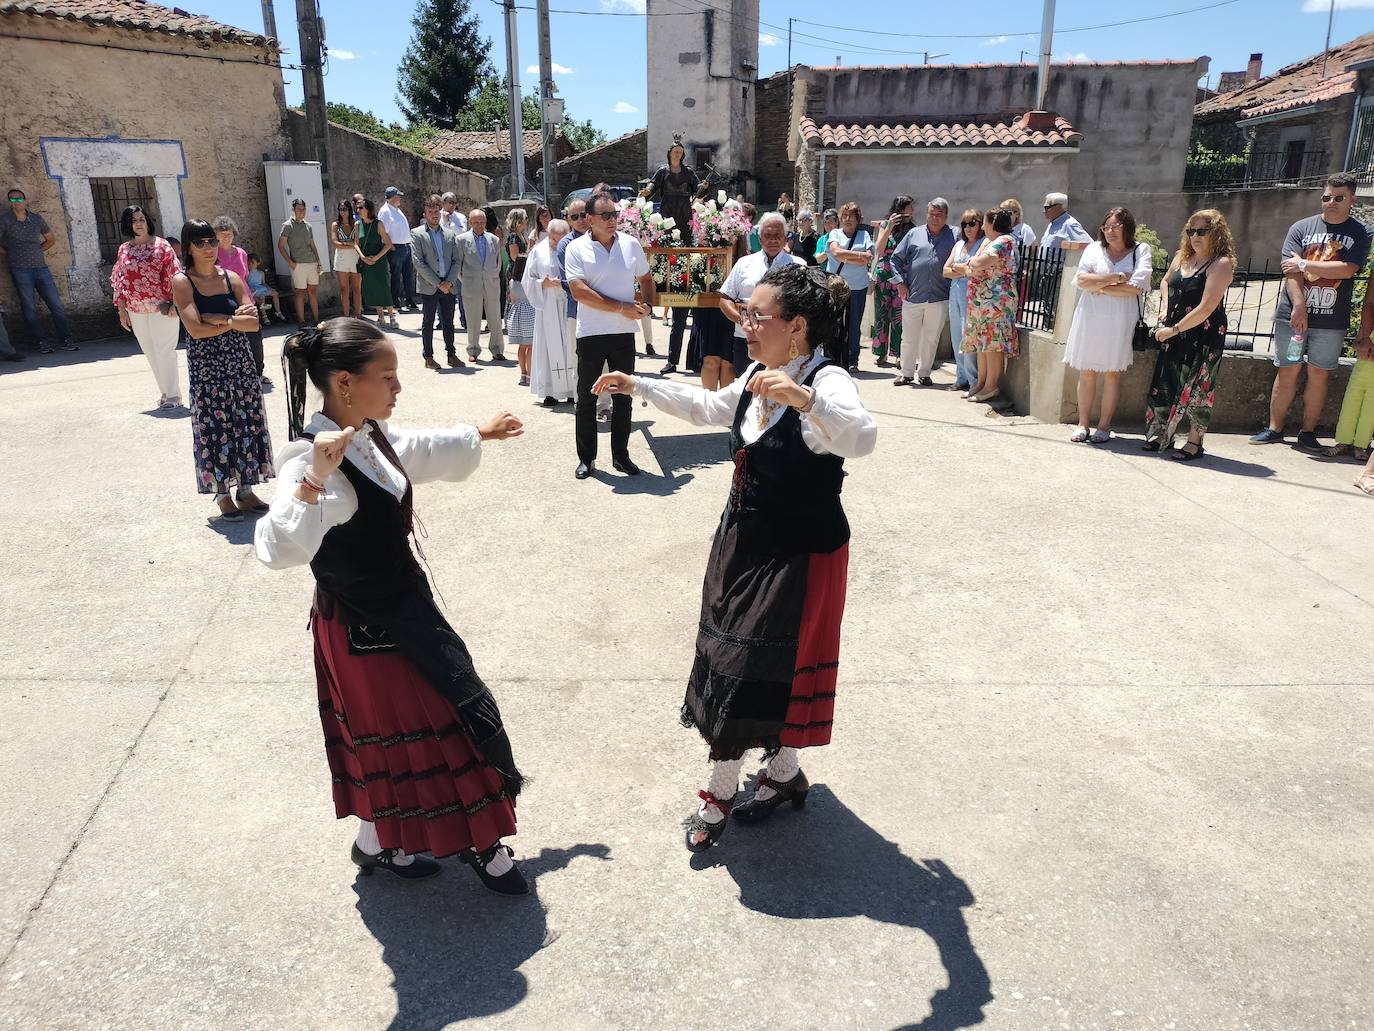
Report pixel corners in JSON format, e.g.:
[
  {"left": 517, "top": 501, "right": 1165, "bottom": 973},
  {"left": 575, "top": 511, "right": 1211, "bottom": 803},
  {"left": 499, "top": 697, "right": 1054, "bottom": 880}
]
[
  {"left": 807, "top": 59, "right": 1202, "bottom": 73},
  {"left": 0, "top": 0, "right": 274, "bottom": 47},
  {"left": 800, "top": 113, "right": 1082, "bottom": 150},
  {"left": 1196, "top": 31, "right": 1374, "bottom": 117},
  {"left": 1241, "top": 70, "right": 1358, "bottom": 120},
  {"left": 428, "top": 129, "right": 548, "bottom": 163},
  {"left": 555, "top": 127, "right": 644, "bottom": 165}
]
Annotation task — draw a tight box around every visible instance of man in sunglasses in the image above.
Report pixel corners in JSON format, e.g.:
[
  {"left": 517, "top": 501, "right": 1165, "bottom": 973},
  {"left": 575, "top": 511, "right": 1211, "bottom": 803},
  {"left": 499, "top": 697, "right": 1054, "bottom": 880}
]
[
  {"left": 0, "top": 188, "right": 78, "bottom": 353},
  {"left": 557, "top": 197, "right": 609, "bottom": 421},
  {"left": 1040, "top": 193, "right": 1091, "bottom": 250},
  {"left": 1252, "top": 172, "right": 1371, "bottom": 451},
  {"left": 564, "top": 190, "right": 657, "bottom": 478}
]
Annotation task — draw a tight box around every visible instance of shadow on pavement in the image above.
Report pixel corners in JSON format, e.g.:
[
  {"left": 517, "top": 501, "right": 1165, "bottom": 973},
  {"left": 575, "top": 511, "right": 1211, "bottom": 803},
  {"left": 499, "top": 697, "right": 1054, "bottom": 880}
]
[
  {"left": 693, "top": 782, "right": 992, "bottom": 1031},
  {"left": 354, "top": 843, "right": 611, "bottom": 1031},
  {"left": 1094, "top": 437, "right": 1277, "bottom": 478},
  {"left": 643, "top": 426, "right": 732, "bottom": 475},
  {"left": 0, "top": 339, "right": 141, "bottom": 374}
]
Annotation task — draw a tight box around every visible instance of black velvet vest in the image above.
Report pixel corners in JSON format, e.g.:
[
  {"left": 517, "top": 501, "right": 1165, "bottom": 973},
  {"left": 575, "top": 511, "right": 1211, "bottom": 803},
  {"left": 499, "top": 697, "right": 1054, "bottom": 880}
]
[{"left": 726, "top": 360, "right": 849, "bottom": 556}]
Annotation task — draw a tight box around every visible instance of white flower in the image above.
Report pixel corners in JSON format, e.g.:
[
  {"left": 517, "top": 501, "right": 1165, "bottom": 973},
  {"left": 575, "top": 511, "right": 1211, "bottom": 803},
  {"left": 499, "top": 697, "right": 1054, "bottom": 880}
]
[
  {"left": 706, "top": 201, "right": 717, "bottom": 213},
  {"left": 637, "top": 196, "right": 649, "bottom": 209},
  {"left": 671, "top": 229, "right": 682, "bottom": 242},
  {"left": 648, "top": 212, "right": 662, "bottom": 225},
  {"left": 662, "top": 217, "right": 676, "bottom": 229},
  {"left": 717, "top": 190, "right": 727, "bottom": 205}
]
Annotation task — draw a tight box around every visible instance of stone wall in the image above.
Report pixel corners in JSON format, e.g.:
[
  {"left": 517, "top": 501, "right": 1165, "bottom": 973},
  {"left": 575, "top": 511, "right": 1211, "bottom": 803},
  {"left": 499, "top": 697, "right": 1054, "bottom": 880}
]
[
  {"left": 753, "top": 72, "right": 793, "bottom": 207},
  {"left": 0, "top": 14, "right": 290, "bottom": 342},
  {"left": 1142, "top": 185, "right": 1319, "bottom": 266},
  {"left": 555, "top": 129, "right": 648, "bottom": 196}
]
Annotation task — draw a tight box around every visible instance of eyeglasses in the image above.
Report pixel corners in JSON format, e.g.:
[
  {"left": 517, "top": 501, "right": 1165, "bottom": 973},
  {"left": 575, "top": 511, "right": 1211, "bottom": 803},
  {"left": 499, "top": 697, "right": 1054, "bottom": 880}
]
[
  {"left": 188, "top": 237, "right": 218, "bottom": 249},
  {"left": 739, "top": 309, "right": 779, "bottom": 330},
  {"left": 1320, "top": 194, "right": 1349, "bottom": 203},
  {"left": 1183, "top": 227, "right": 1212, "bottom": 237},
  {"left": 591, "top": 211, "right": 618, "bottom": 221},
  {"left": 7, "top": 197, "right": 23, "bottom": 204},
  {"left": 960, "top": 220, "right": 979, "bottom": 227},
  {"left": 1042, "top": 204, "right": 1058, "bottom": 210},
  {"left": 568, "top": 212, "right": 587, "bottom": 220}
]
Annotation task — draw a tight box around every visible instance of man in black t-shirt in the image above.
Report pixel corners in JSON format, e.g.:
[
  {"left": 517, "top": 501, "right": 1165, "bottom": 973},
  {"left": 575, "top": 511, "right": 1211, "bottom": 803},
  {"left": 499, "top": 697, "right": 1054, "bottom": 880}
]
[{"left": 1252, "top": 173, "right": 1371, "bottom": 451}]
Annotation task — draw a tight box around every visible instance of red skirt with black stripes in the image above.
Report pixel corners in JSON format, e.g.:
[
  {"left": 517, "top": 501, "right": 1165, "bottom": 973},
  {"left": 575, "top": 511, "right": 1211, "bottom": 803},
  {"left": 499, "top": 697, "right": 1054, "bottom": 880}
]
[
  {"left": 311, "top": 607, "right": 517, "bottom": 858},
  {"left": 683, "top": 535, "right": 849, "bottom": 761}
]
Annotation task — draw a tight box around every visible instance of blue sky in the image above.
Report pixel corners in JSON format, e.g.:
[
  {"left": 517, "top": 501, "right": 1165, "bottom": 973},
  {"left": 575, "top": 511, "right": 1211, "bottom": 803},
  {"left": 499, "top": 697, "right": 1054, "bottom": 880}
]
[{"left": 192, "top": 0, "right": 1374, "bottom": 133}]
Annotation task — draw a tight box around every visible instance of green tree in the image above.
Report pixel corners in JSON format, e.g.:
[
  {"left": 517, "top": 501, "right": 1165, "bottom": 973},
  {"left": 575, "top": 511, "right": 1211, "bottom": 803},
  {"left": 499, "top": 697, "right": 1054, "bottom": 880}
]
[
  {"left": 453, "top": 74, "right": 607, "bottom": 150},
  {"left": 326, "top": 103, "right": 439, "bottom": 157},
  {"left": 563, "top": 118, "right": 605, "bottom": 151},
  {"left": 396, "top": 0, "right": 493, "bottom": 129}
]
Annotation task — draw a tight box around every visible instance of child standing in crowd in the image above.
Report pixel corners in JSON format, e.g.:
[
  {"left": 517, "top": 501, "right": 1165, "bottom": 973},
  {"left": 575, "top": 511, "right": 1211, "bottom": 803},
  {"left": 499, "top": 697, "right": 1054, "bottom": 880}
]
[{"left": 246, "top": 254, "right": 281, "bottom": 324}]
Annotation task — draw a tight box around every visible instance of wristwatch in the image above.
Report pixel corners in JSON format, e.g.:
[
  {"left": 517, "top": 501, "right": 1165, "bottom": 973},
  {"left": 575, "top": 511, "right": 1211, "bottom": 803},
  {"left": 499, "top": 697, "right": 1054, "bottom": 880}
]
[{"left": 1298, "top": 258, "right": 1309, "bottom": 273}]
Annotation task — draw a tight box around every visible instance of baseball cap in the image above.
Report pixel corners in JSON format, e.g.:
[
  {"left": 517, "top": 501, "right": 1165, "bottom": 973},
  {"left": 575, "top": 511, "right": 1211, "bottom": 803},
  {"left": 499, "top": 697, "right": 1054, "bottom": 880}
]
[{"left": 385, "top": 186, "right": 404, "bottom": 198}]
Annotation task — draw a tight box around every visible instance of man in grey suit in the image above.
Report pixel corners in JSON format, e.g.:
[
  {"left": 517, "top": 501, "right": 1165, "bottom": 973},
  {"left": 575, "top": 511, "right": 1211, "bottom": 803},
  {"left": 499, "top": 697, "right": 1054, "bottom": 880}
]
[
  {"left": 411, "top": 194, "right": 464, "bottom": 370},
  {"left": 456, "top": 208, "right": 505, "bottom": 362}
]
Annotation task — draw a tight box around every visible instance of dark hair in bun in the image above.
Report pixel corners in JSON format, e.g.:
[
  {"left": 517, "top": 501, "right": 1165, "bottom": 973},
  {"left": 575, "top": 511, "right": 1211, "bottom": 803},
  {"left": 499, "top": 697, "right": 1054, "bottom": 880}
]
[
  {"left": 281, "top": 317, "right": 387, "bottom": 439},
  {"left": 758, "top": 263, "right": 850, "bottom": 364}
]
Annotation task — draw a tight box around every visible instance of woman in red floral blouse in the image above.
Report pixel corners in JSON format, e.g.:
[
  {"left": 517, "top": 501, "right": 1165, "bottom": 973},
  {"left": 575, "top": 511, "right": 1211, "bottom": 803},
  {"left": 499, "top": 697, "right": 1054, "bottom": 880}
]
[{"left": 111, "top": 205, "right": 182, "bottom": 409}]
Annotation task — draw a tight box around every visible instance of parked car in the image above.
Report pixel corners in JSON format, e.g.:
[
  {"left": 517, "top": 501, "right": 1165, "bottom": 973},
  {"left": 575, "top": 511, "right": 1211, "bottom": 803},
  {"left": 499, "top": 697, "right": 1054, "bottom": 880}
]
[{"left": 560, "top": 184, "right": 638, "bottom": 211}]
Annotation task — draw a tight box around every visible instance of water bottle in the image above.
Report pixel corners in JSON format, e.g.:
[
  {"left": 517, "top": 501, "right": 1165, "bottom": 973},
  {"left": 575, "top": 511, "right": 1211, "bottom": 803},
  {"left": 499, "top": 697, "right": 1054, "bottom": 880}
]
[{"left": 1287, "top": 329, "right": 1305, "bottom": 363}]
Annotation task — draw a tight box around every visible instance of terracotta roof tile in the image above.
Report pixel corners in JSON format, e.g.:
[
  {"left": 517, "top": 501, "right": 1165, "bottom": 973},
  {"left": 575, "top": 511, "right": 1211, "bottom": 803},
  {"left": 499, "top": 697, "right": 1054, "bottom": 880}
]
[
  {"left": 1241, "top": 70, "right": 1357, "bottom": 120},
  {"left": 800, "top": 114, "right": 1082, "bottom": 151},
  {"left": 1196, "top": 31, "right": 1374, "bottom": 117},
  {"left": 0, "top": 0, "right": 274, "bottom": 47},
  {"left": 808, "top": 59, "right": 1202, "bottom": 72},
  {"left": 428, "top": 129, "right": 548, "bottom": 163}
]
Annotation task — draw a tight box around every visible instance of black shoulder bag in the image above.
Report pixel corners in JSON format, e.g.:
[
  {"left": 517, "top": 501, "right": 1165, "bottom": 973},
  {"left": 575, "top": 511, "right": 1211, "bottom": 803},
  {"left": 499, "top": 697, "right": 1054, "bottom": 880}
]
[{"left": 1129, "top": 246, "right": 1156, "bottom": 351}]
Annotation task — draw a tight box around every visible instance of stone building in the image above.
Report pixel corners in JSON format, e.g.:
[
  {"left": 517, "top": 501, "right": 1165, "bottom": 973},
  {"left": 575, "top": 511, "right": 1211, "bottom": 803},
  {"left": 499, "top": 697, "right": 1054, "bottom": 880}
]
[
  {"left": 427, "top": 129, "right": 577, "bottom": 196},
  {"left": 555, "top": 128, "right": 648, "bottom": 193},
  {"left": 786, "top": 59, "right": 1210, "bottom": 236},
  {"left": 0, "top": 0, "right": 488, "bottom": 341}
]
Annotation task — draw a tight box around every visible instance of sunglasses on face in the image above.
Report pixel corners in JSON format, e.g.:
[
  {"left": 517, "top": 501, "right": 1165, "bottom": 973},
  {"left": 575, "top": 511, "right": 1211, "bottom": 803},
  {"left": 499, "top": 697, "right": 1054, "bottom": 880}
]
[
  {"left": 1320, "top": 194, "right": 1349, "bottom": 203},
  {"left": 188, "top": 237, "right": 218, "bottom": 249},
  {"left": 568, "top": 212, "right": 587, "bottom": 220},
  {"left": 591, "top": 210, "right": 617, "bottom": 221},
  {"left": 1043, "top": 204, "right": 1057, "bottom": 210},
  {"left": 961, "top": 220, "right": 979, "bottom": 227},
  {"left": 1184, "top": 227, "right": 1212, "bottom": 237},
  {"left": 8, "top": 197, "right": 24, "bottom": 204}
]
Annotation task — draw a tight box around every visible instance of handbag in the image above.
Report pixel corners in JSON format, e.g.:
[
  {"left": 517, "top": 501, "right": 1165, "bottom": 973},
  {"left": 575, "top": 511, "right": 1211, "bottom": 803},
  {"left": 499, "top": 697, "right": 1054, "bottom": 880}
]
[{"left": 1129, "top": 246, "right": 1157, "bottom": 351}]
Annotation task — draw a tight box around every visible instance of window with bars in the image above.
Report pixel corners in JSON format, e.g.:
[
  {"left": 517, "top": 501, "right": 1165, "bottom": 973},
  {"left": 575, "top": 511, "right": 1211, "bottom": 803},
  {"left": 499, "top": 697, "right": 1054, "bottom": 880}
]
[{"left": 90, "top": 177, "right": 158, "bottom": 264}]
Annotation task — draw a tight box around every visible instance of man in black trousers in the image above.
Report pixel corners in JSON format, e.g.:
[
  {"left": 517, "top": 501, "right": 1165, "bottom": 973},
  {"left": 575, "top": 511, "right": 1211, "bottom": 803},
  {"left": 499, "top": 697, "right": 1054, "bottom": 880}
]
[{"left": 564, "top": 190, "right": 658, "bottom": 479}]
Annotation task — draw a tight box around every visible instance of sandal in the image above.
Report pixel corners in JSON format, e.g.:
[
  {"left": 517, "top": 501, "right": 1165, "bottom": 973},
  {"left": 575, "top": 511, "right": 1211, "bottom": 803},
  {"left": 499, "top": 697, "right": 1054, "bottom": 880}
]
[
  {"left": 1070, "top": 427, "right": 1090, "bottom": 443},
  {"left": 1354, "top": 475, "right": 1374, "bottom": 496},
  {"left": 1171, "top": 442, "right": 1205, "bottom": 462},
  {"left": 1088, "top": 429, "right": 1111, "bottom": 444},
  {"left": 215, "top": 498, "right": 244, "bottom": 522},
  {"left": 684, "top": 790, "right": 733, "bottom": 853},
  {"left": 1141, "top": 439, "right": 1162, "bottom": 452}
]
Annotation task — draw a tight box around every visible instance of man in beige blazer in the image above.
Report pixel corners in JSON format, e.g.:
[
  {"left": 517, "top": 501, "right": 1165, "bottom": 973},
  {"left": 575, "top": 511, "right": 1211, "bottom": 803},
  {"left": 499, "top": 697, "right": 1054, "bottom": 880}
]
[{"left": 456, "top": 208, "right": 505, "bottom": 361}]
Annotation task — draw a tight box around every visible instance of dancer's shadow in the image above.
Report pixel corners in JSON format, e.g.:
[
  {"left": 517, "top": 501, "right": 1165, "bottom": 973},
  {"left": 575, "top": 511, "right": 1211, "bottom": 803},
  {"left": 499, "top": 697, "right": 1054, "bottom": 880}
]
[
  {"left": 693, "top": 783, "right": 991, "bottom": 1030},
  {"left": 354, "top": 843, "right": 610, "bottom": 1031}
]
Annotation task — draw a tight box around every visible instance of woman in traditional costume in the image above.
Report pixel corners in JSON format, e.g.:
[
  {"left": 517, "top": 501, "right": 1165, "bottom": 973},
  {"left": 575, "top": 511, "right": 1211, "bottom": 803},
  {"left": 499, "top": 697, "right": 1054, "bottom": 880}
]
[
  {"left": 593, "top": 264, "right": 877, "bottom": 851},
  {"left": 254, "top": 318, "right": 530, "bottom": 893}
]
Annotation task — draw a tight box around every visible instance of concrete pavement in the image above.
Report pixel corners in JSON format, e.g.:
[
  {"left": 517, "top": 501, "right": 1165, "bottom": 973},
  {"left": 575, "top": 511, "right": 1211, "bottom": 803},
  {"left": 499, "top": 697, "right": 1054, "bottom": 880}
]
[{"left": 1, "top": 315, "right": 1370, "bottom": 1030}]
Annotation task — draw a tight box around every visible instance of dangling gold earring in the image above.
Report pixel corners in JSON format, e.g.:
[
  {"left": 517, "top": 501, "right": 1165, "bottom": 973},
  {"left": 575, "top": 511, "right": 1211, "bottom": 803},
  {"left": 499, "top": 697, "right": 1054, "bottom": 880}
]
[
  {"left": 343, "top": 388, "right": 352, "bottom": 407},
  {"left": 787, "top": 337, "right": 799, "bottom": 361}
]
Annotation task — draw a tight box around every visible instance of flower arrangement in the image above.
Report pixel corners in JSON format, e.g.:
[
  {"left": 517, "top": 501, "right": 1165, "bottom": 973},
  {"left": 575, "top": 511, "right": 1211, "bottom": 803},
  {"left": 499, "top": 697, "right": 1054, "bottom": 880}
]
[
  {"left": 616, "top": 196, "right": 683, "bottom": 248},
  {"left": 690, "top": 190, "right": 752, "bottom": 248},
  {"left": 647, "top": 249, "right": 731, "bottom": 300}
]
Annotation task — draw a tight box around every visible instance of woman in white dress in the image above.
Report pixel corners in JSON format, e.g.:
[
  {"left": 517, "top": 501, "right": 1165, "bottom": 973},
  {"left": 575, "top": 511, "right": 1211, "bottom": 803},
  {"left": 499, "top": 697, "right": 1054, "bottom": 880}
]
[{"left": 1062, "top": 206, "right": 1153, "bottom": 442}]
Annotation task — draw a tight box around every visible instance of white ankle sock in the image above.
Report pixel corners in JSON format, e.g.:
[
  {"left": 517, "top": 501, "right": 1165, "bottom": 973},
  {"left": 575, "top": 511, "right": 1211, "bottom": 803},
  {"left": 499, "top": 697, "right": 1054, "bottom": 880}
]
[
  {"left": 356, "top": 820, "right": 413, "bottom": 865},
  {"left": 482, "top": 843, "right": 514, "bottom": 875},
  {"left": 700, "top": 759, "right": 744, "bottom": 824}
]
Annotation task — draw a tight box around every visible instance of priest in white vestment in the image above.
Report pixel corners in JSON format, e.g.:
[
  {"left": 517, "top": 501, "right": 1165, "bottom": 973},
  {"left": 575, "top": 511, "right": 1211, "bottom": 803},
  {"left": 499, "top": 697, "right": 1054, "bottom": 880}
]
[{"left": 524, "top": 219, "right": 577, "bottom": 406}]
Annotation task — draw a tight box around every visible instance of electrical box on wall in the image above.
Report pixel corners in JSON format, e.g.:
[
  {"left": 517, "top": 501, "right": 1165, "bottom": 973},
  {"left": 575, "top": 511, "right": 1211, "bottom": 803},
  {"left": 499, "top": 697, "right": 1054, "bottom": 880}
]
[{"left": 263, "top": 161, "right": 327, "bottom": 280}]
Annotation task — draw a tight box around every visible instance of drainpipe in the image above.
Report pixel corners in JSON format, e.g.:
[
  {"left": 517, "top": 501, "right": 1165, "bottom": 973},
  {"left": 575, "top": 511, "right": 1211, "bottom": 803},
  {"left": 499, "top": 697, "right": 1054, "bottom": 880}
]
[
  {"left": 817, "top": 152, "right": 827, "bottom": 210},
  {"left": 1344, "top": 91, "right": 1363, "bottom": 170},
  {"left": 1036, "top": 0, "right": 1057, "bottom": 111}
]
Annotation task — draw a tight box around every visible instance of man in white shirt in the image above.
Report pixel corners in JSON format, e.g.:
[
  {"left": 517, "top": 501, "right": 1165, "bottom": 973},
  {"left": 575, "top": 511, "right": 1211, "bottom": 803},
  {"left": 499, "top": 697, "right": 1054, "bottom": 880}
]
[
  {"left": 564, "top": 189, "right": 658, "bottom": 479},
  {"left": 377, "top": 186, "right": 416, "bottom": 311},
  {"left": 1040, "top": 192, "right": 1092, "bottom": 249},
  {"left": 720, "top": 212, "right": 804, "bottom": 375}
]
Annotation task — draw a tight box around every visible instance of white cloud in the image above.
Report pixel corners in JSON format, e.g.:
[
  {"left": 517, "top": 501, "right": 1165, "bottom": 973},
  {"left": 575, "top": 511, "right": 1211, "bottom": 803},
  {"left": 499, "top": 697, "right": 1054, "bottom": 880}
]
[
  {"left": 1301, "top": 0, "right": 1374, "bottom": 10},
  {"left": 981, "top": 35, "right": 1009, "bottom": 46},
  {"left": 526, "top": 63, "right": 574, "bottom": 75},
  {"left": 759, "top": 33, "right": 780, "bottom": 47},
  {"left": 600, "top": 0, "right": 646, "bottom": 11},
  {"left": 330, "top": 49, "right": 356, "bottom": 60},
  {"left": 612, "top": 101, "right": 639, "bottom": 114},
  {"left": 1062, "top": 52, "right": 1091, "bottom": 62}
]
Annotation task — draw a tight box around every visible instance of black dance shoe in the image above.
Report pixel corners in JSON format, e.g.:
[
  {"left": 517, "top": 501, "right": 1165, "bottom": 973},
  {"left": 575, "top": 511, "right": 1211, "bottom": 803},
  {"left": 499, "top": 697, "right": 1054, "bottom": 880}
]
[
  {"left": 612, "top": 456, "right": 641, "bottom": 476},
  {"left": 733, "top": 769, "right": 810, "bottom": 825},
  {"left": 351, "top": 843, "right": 441, "bottom": 880},
  {"left": 575, "top": 462, "right": 594, "bottom": 480},
  {"left": 684, "top": 791, "right": 733, "bottom": 853},
  {"left": 461, "top": 843, "right": 530, "bottom": 895}
]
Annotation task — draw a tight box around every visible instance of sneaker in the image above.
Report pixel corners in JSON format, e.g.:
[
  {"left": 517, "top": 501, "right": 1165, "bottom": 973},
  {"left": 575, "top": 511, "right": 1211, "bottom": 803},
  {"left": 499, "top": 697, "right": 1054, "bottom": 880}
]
[
  {"left": 39, "top": 343, "right": 54, "bottom": 354},
  {"left": 1249, "top": 428, "right": 1284, "bottom": 445},
  {"left": 1295, "top": 430, "right": 1324, "bottom": 453},
  {"left": 59, "top": 341, "right": 79, "bottom": 352}
]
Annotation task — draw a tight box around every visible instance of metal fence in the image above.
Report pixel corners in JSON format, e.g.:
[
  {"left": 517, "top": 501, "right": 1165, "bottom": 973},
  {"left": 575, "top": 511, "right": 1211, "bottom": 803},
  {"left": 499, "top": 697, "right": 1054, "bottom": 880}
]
[
  {"left": 1014, "top": 245, "right": 1066, "bottom": 332},
  {"left": 1184, "top": 148, "right": 1331, "bottom": 191}
]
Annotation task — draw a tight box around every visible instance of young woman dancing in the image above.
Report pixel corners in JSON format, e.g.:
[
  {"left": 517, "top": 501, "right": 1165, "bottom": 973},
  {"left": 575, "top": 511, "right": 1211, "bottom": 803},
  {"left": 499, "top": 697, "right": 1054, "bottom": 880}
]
[
  {"left": 254, "top": 317, "right": 530, "bottom": 893},
  {"left": 593, "top": 264, "right": 878, "bottom": 852}
]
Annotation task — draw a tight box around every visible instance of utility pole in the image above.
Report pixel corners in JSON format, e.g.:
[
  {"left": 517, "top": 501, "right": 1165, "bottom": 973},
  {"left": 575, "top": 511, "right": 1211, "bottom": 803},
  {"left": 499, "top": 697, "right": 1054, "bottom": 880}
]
[
  {"left": 295, "top": 0, "right": 332, "bottom": 188},
  {"left": 503, "top": 0, "right": 526, "bottom": 198},
  {"left": 1320, "top": 0, "right": 1335, "bottom": 79},
  {"left": 260, "top": 0, "right": 278, "bottom": 41},
  {"left": 537, "top": 0, "right": 558, "bottom": 204},
  {"left": 1036, "top": 0, "right": 1056, "bottom": 111}
]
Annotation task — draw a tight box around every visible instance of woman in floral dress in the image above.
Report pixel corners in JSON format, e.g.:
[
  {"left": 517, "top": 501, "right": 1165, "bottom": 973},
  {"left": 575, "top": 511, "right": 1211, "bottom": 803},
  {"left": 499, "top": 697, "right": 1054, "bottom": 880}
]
[
  {"left": 1144, "top": 209, "right": 1235, "bottom": 461},
  {"left": 961, "top": 207, "right": 1019, "bottom": 403},
  {"left": 869, "top": 196, "right": 914, "bottom": 366},
  {"left": 110, "top": 205, "right": 181, "bottom": 409},
  {"left": 171, "top": 219, "right": 274, "bottom": 522}
]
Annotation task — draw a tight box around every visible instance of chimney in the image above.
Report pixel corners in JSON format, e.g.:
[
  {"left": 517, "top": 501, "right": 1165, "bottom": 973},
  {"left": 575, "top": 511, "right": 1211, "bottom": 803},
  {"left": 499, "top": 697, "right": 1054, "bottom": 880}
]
[
  {"left": 1020, "top": 110, "right": 1058, "bottom": 132},
  {"left": 1246, "top": 53, "right": 1262, "bottom": 84}
]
